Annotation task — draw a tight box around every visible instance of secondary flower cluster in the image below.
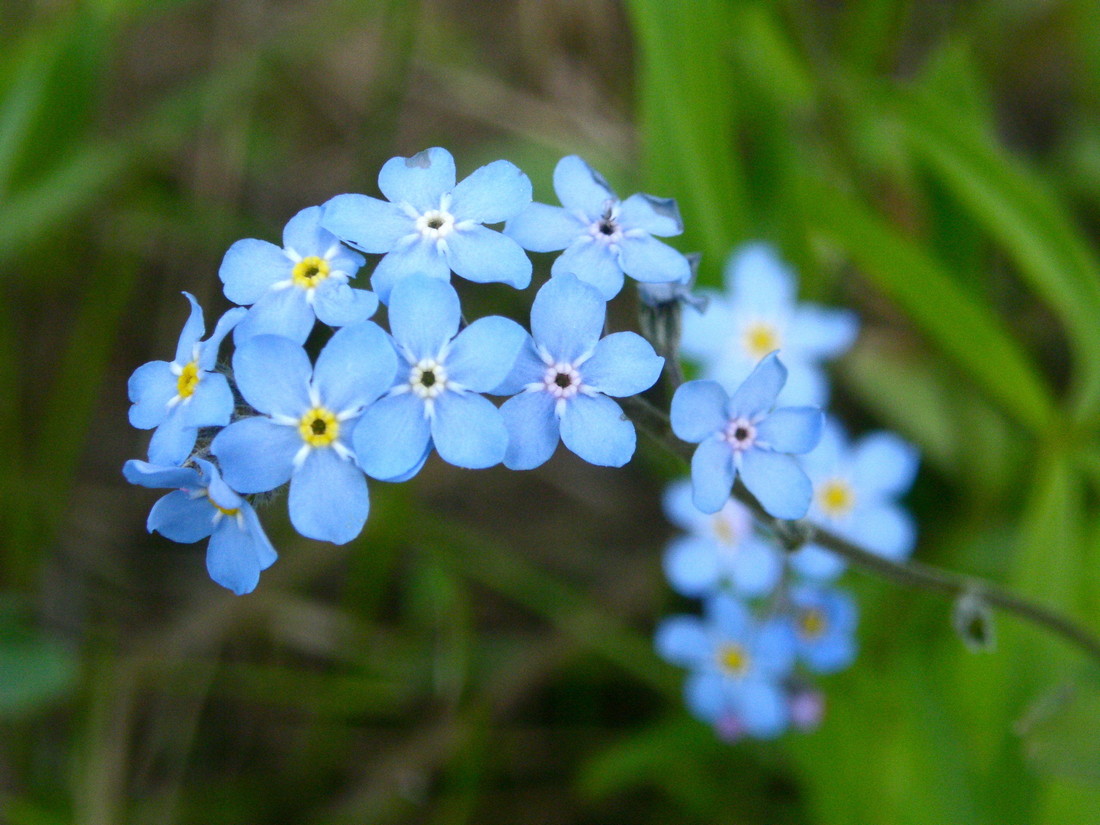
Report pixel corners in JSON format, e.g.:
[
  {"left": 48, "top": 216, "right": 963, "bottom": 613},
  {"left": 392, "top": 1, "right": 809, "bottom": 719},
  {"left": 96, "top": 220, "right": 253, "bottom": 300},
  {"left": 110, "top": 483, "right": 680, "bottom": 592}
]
[{"left": 655, "top": 244, "right": 919, "bottom": 740}]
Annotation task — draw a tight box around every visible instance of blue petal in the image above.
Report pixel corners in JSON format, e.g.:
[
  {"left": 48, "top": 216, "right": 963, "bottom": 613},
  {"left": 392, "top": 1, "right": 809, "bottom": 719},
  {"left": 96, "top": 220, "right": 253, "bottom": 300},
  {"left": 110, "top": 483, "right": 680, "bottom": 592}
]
[
  {"left": 802, "top": 634, "right": 856, "bottom": 674},
  {"left": 378, "top": 147, "right": 456, "bottom": 212},
  {"left": 501, "top": 391, "right": 559, "bottom": 470},
  {"left": 312, "top": 283, "right": 378, "bottom": 328},
  {"left": 663, "top": 536, "right": 721, "bottom": 597},
  {"left": 753, "top": 618, "right": 798, "bottom": 674},
  {"left": 206, "top": 519, "right": 262, "bottom": 595},
  {"left": 736, "top": 679, "right": 789, "bottom": 738},
  {"left": 388, "top": 274, "right": 460, "bottom": 361},
  {"left": 445, "top": 226, "right": 532, "bottom": 289},
  {"left": 726, "top": 243, "right": 797, "bottom": 314},
  {"left": 123, "top": 459, "right": 200, "bottom": 490},
  {"left": 689, "top": 438, "right": 735, "bottom": 514},
  {"left": 233, "top": 288, "right": 315, "bottom": 346},
  {"left": 490, "top": 336, "right": 543, "bottom": 396},
  {"left": 755, "top": 407, "right": 823, "bottom": 455},
  {"left": 851, "top": 432, "right": 919, "bottom": 498},
  {"left": 727, "top": 352, "right": 787, "bottom": 419},
  {"left": 505, "top": 203, "right": 584, "bottom": 251},
  {"left": 551, "top": 239, "right": 624, "bottom": 299},
  {"left": 128, "top": 361, "right": 176, "bottom": 429},
  {"left": 789, "top": 543, "right": 846, "bottom": 580},
  {"left": 313, "top": 321, "right": 399, "bottom": 413},
  {"left": 219, "top": 239, "right": 292, "bottom": 306},
  {"left": 559, "top": 394, "right": 635, "bottom": 467},
  {"left": 778, "top": 361, "right": 831, "bottom": 408},
  {"left": 654, "top": 615, "right": 711, "bottom": 667},
  {"left": 212, "top": 417, "right": 298, "bottom": 493},
  {"left": 289, "top": 449, "right": 368, "bottom": 544},
  {"left": 661, "top": 478, "right": 707, "bottom": 533},
  {"left": 530, "top": 274, "right": 605, "bottom": 362},
  {"left": 580, "top": 332, "right": 663, "bottom": 397},
  {"left": 618, "top": 235, "right": 691, "bottom": 284},
  {"left": 354, "top": 393, "right": 432, "bottom": 480},
  {"left": 320, "top": 194, "right": 413, "bottom": 253},
  {"left": 370, "top": 240, "right": 450, "bottom": 304},
  {"left": 174, "top": 292, "right": 205, "bottom": 365},
  {"left": 684, "top": 671, "right": 726, "bottom": 724},
  {"left": 706, "top": 592, "right": 752, "bottom": 640},
  {"left": 180, "top": 372, "right": 235, "bottom": 428},
  {"left": 242, "top": 506, "right": 279, "bottom": 571},
  {"left": 198, "top": 458, "right": 241, "bottom": 510},
  {"left": 728, "top": 538, "right": 784, "bottom": 598},
  {"left": 449, "top": 159, "right": 532, "bottom": 224},
  {"left": 740, "top": 449, "right": 812, "bottom": 520},
  {"left": 431, "top": 391, "right": 507, "bottom": 469},
  {"left": 670, "top": 380, "right": 728, "bottom": 443},
  {"left": 199, "top": 307, "right": 247, "bottom": 371},
  {"left": 446, "top": 316, "right": 527, "bottom": 393},
  {"left": 552, "top": 155, "right": 614, "bottom": 215},
  {"left": 148, "top": 415, "right": 197, "bottom": 466},
  {"left": 232, "top": 334, "right": 312, "bottom": 417},
  {"left": 846, "top": 504, "right": 916, "bottom": 561},
  {"left": 148, "top": 490, "right": 214, "bottom": 543},
  {"left": 281, "top": 205, "right": 329, "bottom": 256},
  {"left": 618, "top": 192, "right": 683, "bottom": 236},
  {"left": 788, "top": 304, "right": 860, "bottom": 359}
]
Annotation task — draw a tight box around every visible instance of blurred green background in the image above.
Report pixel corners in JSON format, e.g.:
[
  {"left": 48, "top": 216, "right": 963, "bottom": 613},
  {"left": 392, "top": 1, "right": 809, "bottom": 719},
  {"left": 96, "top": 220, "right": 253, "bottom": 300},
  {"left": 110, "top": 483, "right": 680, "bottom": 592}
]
[{"left": 4, "top": 0, "right": 1100, "bottom": 822}]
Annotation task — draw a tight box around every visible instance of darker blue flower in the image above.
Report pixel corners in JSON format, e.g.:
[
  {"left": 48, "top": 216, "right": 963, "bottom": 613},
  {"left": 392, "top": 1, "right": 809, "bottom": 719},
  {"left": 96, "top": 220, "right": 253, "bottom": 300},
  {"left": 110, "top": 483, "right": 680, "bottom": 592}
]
[{"left": 787, "top": 585, "right": 858, "bottom": 674}]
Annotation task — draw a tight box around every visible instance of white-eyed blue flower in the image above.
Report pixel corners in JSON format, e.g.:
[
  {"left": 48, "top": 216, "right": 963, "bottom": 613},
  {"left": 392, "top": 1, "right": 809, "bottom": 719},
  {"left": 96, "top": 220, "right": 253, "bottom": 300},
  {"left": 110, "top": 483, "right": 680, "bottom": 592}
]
[
  {"left": 661, "top": 478, "right": 783, "bottom": 598},
  {"left": 320, "top": 147, "right": 533, "bottom": 303},
  {"left": 787, "top": 584, "right": 858, "bottom": 674},
  {"left": 505, "top": 155, "right": 691, "bottom": 299},
  {"left": 495, "top": 274, "right": 664, "bottom": 470},
  {"left": 127, "top": 293, "right": 244, "bottom": 465},
  {"left": 210, "top": 322, "right": 397, "bottom": 544},
  {"left": 671, "top": 353, "right": 823, "bottom": 520},
  {"left": 123, "top": 458, "right": 277, "bottom": 595},
  {"left": 219, "top": 206, "right": 377, "bottom": 344},
  {"left": 680, "top": 243, "right": 858, "bottom": 406},
  {"left": 355, "top": 274, "right": 526, "bottom": 479},
  {"left": 788, "top": 418, "right": 920, "bottom": 579},
  {"left": 655, "top": 592, "right": 796, "bottom": 739}
]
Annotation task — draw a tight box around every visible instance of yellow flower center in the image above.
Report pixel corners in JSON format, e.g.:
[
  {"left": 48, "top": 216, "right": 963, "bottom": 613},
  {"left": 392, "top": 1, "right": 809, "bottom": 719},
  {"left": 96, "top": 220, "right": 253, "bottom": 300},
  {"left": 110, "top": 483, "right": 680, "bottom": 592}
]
[
  {"left": 817, "top": 479, "right": 855, "bottom": 518},
  {"left": 207, "top": 492, "right": 239, "bottom": 517},
  {"left": 743, "top": 322, "right": 780, "bottom": 359},
  {"left": 177, "top": 361, "right": 201, "bottom": 398},
  {"left": 298, "top": 406, "right": 339, "bottom": 447},
  {"left": 798, "top": 608, "right": 827, "bottom": 639},
  {"left": 711, "top": 515, "right": 735, "bottom": 546},
  {"left": 717, "top": 643, "right": 750, "bottom": 675},
  {"left": 292, "top": 256, "right": 331, "bottom": 289}
]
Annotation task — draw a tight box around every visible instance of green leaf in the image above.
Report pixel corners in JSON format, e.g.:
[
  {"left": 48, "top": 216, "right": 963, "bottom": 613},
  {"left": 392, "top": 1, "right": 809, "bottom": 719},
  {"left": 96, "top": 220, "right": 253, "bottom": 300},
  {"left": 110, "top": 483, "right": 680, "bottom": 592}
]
[
  {"left": 1017, "top": 678, "right": 1100, "bottom": 781},
  {"left": 0, "top": 619, "right": 78, "bottom": 716}
]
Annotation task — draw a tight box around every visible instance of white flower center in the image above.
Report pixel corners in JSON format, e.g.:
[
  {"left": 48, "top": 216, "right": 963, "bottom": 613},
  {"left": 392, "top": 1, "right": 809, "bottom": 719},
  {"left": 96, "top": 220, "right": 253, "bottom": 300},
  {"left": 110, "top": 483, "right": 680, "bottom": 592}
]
[
  {"left": 416, "top": 209, "right": 455, "bottom": 240},
  {"left": 722, "top": 417, "right": 757, "bottom": 451},
  {"left": 543, "top": 362, "right": 582, "bottom": 399},
  {"left": 409, "top": 359, "right": 448, "bottom": 399},
  {"left": 587, "top": 202, "right": 623, "bottom": 244}
]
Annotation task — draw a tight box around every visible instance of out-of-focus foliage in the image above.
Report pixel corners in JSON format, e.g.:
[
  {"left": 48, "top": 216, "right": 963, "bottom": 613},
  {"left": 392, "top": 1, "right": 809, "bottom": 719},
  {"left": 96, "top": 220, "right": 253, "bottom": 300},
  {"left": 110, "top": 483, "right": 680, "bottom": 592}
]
[{"left": 3, "top": 0, "right": 1100, "bottom": 822}]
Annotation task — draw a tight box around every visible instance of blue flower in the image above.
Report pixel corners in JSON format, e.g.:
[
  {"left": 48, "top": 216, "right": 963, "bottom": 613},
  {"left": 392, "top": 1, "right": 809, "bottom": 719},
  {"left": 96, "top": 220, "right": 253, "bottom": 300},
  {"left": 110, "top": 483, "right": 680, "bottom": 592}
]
[
  {"left": 354, "top": 274, "right": 526, "bottom": 479},
  {"left": 123, "top": 458, "right": 277, "bottom": 595},
  {"left": 495, "top": 274, "right": 664, "bottom": 470},
  {"left": 661, "top": 478, "right": 783, "bottom": 598},
  {"left": 320, "top": 147, "right": 533, "bottom": 303},
  {"left": 680, "top": 243, "right": 858, "bottom": 406},
  {"left": 127, "top": 293, "right": 244, "bottom": 465},
  {"left": 787, "top": 418, "right": 920, "bottom": 579},
  {"left": 505, "top": 155, "right": 691, "bottom": 299},
  {"left": 786, "top": 584, "right": 858, "bottom": 674},
  {"left": 210, "top": 322, "right": 397, "bottom": 544},
  {"left": 670, "top": 352, "right": 822, "bottom": 519},
  {"left": 655, "top": 592, "right": 796, "bottom": 739},
  {"left": 219, "top": 206, "right": 377, "bottom": 344}
]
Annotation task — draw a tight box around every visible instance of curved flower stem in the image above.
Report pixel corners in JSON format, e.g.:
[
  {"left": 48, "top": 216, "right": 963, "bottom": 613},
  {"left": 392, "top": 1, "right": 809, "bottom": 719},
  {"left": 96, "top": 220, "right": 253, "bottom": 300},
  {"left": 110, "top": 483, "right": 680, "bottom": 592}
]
[{"left": 620, "top": 394, "right": 1100, "bottom": 664}]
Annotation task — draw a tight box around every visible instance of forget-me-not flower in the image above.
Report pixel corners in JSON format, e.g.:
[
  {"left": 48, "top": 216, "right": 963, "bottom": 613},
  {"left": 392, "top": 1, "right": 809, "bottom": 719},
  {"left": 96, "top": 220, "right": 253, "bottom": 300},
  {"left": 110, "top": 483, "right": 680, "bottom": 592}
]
[
  {"left": 671, "top": 352, "right": 822, "bottom": 520},
  {"left": 123, "top": 458, "right": 277, "bottom": 595},
  {"left": 495, "top": 274, "right": 664, "bottom": 470},
  {"left": 211, "top": 322, "right": 397, "bottom": 544},
  {"left": 786, "top": 584, "right": 858, "bottom": 674},
  {"left": 355, "top": 274, "right": 526, "bottom": 479},
  {"left": 505, "top": 155, "right": 691, "bottom": 299},
  {"left": 320, "top": 147, "right": 533, "bottom": 303},
  {"left": 219, "top": 206, "right": 377, "bottom": 345},
  {"left": 127, "top": 293, "right": 244, "bottom": 465},
  {"left": 680, "top": 243, "right": 858, "bottom": 406}
]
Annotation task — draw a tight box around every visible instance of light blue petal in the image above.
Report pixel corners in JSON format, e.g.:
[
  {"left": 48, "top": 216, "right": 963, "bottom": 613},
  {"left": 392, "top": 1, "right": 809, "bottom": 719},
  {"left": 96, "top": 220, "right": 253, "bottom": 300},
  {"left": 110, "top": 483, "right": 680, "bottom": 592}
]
[
  {"left": 281, "top": 205, "right": 328, "bottom": 255},
  {"left": 207, "top": 519, "right": 262, "bottom": 595},
  {"left": 727, "top": 352, "right": 787, "bottom": 419},
  {"left": 706, "top": 592, "right": 751, "bottom": 640},
  {"left": 377, "top": 147, "right": 456, "bottom": 212},
  {"left": 232, "top": 288, "right": 315, "bottom": 346},
  {"left": 846, "top": 504, "right": 916, "bottom": 561},
  {"left": 654, "top": 615, "right": 711, "bottom": 667},
  {"left": 232, "top": 334, "right": 312, "bottom": 417},
  {"left": 388, "top": 274, "right": 460, "bottom": 360},
  {"left": 199, "top": 307, "right": 247, "bottom": 371},
  {"left": 678, "top": 292, "right": 730, "bottom": 363},
  {"left": 211, "top": 417, "right": 298, "bottom": 493},
  {"left": 449, "top": 159, "right": 532, "bottom": 224},
  {"left": 551, "top": 239, "right": 624, "bottom": 299},
  {"left": 242, "top": 506, "right": 278, "bottom": 570},
  {"left": 801, "top": 416, "right": 846, "bottom": 478},
  {"left": 788, "top": 304, "right": 859, "bottom": 359},
  {"left": 219, "top": 239, "right": 292, "bottom": 305},
  {"left": 431, "top": 392, "right": 507, "bottom": 469},
  {"left": 530, "top": 274, "right": 605, "bottom": 362},
  {"left": 198, "top": 459, "right": 241, "bottom": 510},
  {"left": 552, "top": 155, "right": 614, "bottom": 215},
  {"left": 445, "top": 226, "right": 532, "bottom": 289},
  {"left": 148, "top": 415, "right": 197, "bottom": 466},
  {"left": 320, "top": 194, "right": 413, "bottom": 253},
  {"left": 353, "top": 393, "right": 432, "bottom": 480},
  {"left": 330, "top": 245, "right": 366, "bottom": 275},
  {"left": 684, "top": 671, "right": 726, "bottom": 724},
  {"left": 559, "top": 394, "right": 635, "bottom": 467},
  {"left": 490, "top": 336, "right": 543, "bottom": 396},
  {"left": 379, "top": 442, "right": 432, "bottom": 482},
  {"left": 670, "top": 380, "right": 728, "bottom": 443},
  {"left": 312, "top": 283, "right": 378, "bottom": 328},
  {"left": 501, "top": 391, "right": 559, "bottom": 470},
  {"left": 803, "top": 634, "right": 856, "bottom": 674},
  {"left": 446, "top": 316, "right": 527, "bottom": 393},
  {"left": 617, "top": 192, "right": 683, "bottom": 236},
  {"left": 851, "top": 432, "right": 920, "bottom": 498},
  {"left": 618, "top": 235, "right": 691, "bottom": 284},
  {"left": 180, "top": 373, "right": 234, "bottom": 428},
  {"left": 740, "top": 449, "right": 812, "bottom": 520},
  {"left": 123, "top": 459, "right": 200, "bottom": 490},
  {"left": 788, "top": 543, "right": 846, "bottom": 580},
  {"left": 128, "top": 361, "right": 176, "bottom": 429},
  {"left": 313, "top": 321, "right": 399, "bottom": 412},
  {"left": 174, "top": 292, "right": 205, "bottom": 364},
  {"left": 778, "top": 361, "right": 830, "bottom": 408},
  {"left": 580, "top": 332, "right": 663, "bottom": 397},
  {"left": 729, "top": 539, "right": 784, "bottom": 598},
  {"left": 370, "top": 240, "right": 450, "bottom": 304},
  {"left": 736, "top": 679, "right": 789, "bottom": 738},
  {"left": 289, "top": 449, "right": 368, "bottom": 544},
  {"left": 663, "top": 536, "right": 721, "bottom": 597},
  {"left": 689, "top": 438, "right": 735, "bottom": 514},
  {"left": 505, "top": 203, "right": 584, "bottom": 251},
  {"left": 755, "top": 407, "right": 823, "bottom": 455},
  {"left": 753, "top": 619, "right": 797, "bottom": 674},
  {"left": 726, "top": 243, "right": 797, "bottom": 313},
  {"left": 661, "top": 478, "right": 707, "bottom": 533},
  {"left": 148, "top": 490, "right": 214, "bottom": 543}
]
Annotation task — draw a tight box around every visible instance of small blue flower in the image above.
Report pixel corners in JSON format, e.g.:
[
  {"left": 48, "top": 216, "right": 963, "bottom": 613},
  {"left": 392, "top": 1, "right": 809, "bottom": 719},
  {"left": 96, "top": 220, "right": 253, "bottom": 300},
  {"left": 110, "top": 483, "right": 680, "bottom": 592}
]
[
  {"left": 355, "top": 274, "right": 526, "bottom": 479},
  {"left": 505, "top": 155, "right": 691, "bottom": 299},
  {"left": 680, "top": 243, "right": 858, "bottom": 406},
  {"left": 786, "top": 584, "right": 858, "bottom": 674},
  {"left": 123, "top": 458, "right": 277, "bottom": 595},
  {"left": 671, "top": 353, "right": 823, "bottom": 519},
  {"left": 320, "top": 147, "right": 533, "bottom": 303},
  {"left": 788, "top": 418, "right": 920, "bottom": 579},
  {"left": 661, "top": 478, "right": 783, "bottom": 598},
  {"left": 655, "top": 592, "right": 796, "bottom": 738},
  {"left": 210, "top": 322, "right": 397, "bottom": 544},
  {"left": 127, "top": 293, "right": 244, "bottom": 465},
  {"left": 495, "top": 274, "right": 664, "bottom": 470},
  {"left": 219, "top": 206, "right": 377, "bottom": 344}
]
